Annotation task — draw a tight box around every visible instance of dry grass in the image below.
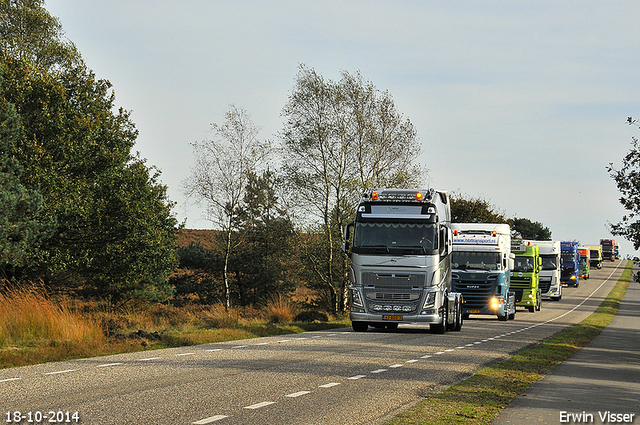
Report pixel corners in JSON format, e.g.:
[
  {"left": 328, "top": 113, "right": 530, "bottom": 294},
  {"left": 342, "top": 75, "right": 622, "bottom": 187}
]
[{"left": 263, "top": 294, "right": 298, "bottom": 323}]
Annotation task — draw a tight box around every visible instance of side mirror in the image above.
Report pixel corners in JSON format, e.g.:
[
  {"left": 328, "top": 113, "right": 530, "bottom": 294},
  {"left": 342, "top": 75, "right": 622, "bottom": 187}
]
[{"left": 342, "top": 222, "right": 354, "bottom": 255}]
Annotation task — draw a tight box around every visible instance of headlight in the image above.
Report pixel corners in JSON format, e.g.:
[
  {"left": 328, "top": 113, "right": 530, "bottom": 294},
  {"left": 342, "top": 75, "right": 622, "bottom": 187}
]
[
  {"left": 423, "top": 291, "right": 436, "bottom": 308},
  {"left": 351, "top": 289, "right": 364, "bottom": 308}
]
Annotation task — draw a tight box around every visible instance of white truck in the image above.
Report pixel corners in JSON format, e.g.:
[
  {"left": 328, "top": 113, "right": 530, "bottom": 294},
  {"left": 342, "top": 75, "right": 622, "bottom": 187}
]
[
  {"left": 451, "top": 223, "right": 516, "bottom": 321},
  {"left": 343, "top": 188, "right": 463, "bottom": 333},
  {"left": 532, "top": 240, "right": 562, "bottom": 301}
]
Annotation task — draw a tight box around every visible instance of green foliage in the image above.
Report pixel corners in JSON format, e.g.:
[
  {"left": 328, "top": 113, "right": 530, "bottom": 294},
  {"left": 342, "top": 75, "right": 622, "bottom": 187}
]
[
  {"left": 0, "top": 0, "right": 81, "bottom": 72},
  {"left": 608, "top": 118, "right": 640, "bottom": 252},
  {"left": 450, "top": 192, "right": 508, "bottom": 223},
  {"left": 0, "top": 54, "right": 178, "bottom": 301},
  {"left": 511, "top": 217, "right": 552, "bottom": 240}
]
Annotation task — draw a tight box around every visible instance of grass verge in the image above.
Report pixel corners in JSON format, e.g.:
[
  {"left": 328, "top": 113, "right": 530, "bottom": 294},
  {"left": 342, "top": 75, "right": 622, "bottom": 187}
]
[{"left": 388, "top": 261, "right": 633, "bottom": 425}]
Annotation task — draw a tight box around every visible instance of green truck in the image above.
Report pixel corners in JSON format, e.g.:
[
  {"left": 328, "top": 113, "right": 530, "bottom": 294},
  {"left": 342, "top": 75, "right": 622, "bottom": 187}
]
[{"left": 510, "top": 240, "right": 542, "bottom": 313}]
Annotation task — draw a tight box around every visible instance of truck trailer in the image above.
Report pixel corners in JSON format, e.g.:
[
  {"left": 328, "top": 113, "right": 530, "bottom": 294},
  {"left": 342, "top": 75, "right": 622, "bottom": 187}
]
[
  {"left": 510, "top": 240, "right": 542, "bottom": 313},
  {"left": 451, "top": 223, "right": 517, "bottom": 321},
  {"left": 532, "top": 240, "right": 562, "bottom": 301},
  {"left": 343, "top": 188, "right": 463, "bottom": 333}
]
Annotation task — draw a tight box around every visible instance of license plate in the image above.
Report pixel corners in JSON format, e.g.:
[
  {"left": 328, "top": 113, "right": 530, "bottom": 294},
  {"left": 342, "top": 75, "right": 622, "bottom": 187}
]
[
  {"left": 382, "top": 315, "right": 402, "bottom": 321},
  {"left": 467, "top": 310, "right": 481, "bottom": 314}
]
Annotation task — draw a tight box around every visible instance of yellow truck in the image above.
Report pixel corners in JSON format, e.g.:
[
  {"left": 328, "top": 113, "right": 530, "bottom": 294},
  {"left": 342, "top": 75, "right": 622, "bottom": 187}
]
[{"left": 587, "top": 245, "right": 603, "bottom": 269}]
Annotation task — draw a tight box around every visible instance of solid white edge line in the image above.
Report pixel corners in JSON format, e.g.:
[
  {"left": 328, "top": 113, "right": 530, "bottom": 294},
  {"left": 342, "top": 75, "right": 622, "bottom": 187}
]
[{"left": 192, "top": 415, "right": 229, "bottom": 424}]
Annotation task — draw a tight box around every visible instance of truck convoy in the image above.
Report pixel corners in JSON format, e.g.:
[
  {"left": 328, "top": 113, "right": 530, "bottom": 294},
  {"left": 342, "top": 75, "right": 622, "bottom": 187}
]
[
  {"left": 510, "top": 240, "right": 542, "bottom": 312},
  {"left": 534, "top": 240, "right": 562, "bottom": 301},
  {"left": 587, "top": 245, "right": 603, "bottom": 269},
  {"left": 600, "top": 239, "right": 616, "bottom": 261},
  {"left": 451, "top": 223, "right": 516, "bottom": 321},
  {"left": 343, "top": 188, "right": 464, "bottom": 333},
  {"left": 578, "top": 246, "right": 590, "bottom": 280},
  {"left": 560, "top": 241, "right": 580, "bottom": 287}
]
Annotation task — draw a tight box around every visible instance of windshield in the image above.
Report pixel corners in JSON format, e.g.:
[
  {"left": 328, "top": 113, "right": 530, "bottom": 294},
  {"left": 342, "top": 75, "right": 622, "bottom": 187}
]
[
  {"left": 561, "top": 252, "right": 576, "bottom": 262},
  {"left": 540, "top": 254, "right": 558, "bottom": 270},
  {"left": 353, "top": 221, "right": 437, "bottom": 253},
  {"left": 452, "top": 251, "right": 501, "bottom": 271},
  {"left": 513, "top": 256, "right": 535, "bottom": 272}
]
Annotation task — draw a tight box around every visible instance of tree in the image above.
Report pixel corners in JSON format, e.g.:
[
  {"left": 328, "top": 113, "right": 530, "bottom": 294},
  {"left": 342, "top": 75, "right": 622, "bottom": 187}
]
[
  {"left": 450, "top": 192, "right": 508, "bottom": 223},
  {"left": 607, "top": 117, "right": 640, "bottom": 252},
  {"left": 1, "top": 54, "right": 179, "bottom": 300},
  {"left": 0, "top": 0, "right": 81, "bottom": 72},
  {"left": 184, "top": 105, "right": 270, "bottom": 309},
  {"left": 280, "top": 65, "right": 425, "bottom": 312},
  {"left": 511, "top": 217, "right": 552, "bottom": 241}
]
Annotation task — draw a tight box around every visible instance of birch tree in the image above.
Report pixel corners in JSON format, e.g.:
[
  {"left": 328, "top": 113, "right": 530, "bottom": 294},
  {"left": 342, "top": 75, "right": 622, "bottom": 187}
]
[{"left": 185, "top": 106, "right": 270, "bottom": 309}]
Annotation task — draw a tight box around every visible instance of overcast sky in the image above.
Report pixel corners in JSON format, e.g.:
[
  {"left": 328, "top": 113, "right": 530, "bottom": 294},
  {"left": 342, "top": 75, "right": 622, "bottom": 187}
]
[{"left": 45, "top": 0, "right": 640, "bottom": 256}]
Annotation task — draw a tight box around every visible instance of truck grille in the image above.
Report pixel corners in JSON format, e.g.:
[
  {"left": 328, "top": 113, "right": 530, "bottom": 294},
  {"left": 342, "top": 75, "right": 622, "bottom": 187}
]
[
  {"left": 452, "top": 275, "right": 494, "bottom": 309},
  {"left": 361, "top": 272, "right": 426, "bottom": 312},
  {"left": 539, "top": 277, "right": 552, "bottom": 293}
]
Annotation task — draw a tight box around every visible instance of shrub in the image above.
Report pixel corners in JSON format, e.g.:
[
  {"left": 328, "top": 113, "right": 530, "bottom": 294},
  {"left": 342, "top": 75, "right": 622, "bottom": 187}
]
[{"left": 294, "top": 310, "right": 329, "bottom": 322}]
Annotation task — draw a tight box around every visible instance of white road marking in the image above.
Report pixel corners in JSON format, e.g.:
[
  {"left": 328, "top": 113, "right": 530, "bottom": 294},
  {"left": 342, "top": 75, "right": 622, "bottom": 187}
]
[
  {"left": 286, "top": 391, "right": 311, "bottom": 398},
  {"left": 456, "top": 346, "right": 466, "bottom": 349},
  {"left": 0, "top": 377, "right": 21, "bottom": 382},
  {"left": 406, "top": 359, "right": 419, "bottom": 363},
  {"left": 244, "top": 402, "right": 275, "bottom": 409},
  {"left": 192, "top": 415, "right": 228, "bottom": 424},
  {"left": 420, "top": 355, "right": 432, "bottom": 359},
  {"left": 278, "top": 340, "right": 291, "bottom": 343},
  {"left": 96, "top": 363, "right": 123, "bottom": 367},
  {"left": 434, "top": 351, "right": 445, "bottom": 355},
  {"left": 44, "top": 369, "right": 76, "bottom": 375},
  {"left": 139, "top": 357, "right": 162, "bottom": 361},
  {"left": 445, "top": 349, "right": 455, "bottom": 352},
  {"left": 231, "top": 345, "right": 247, "bottom": 349},
  {"left": 254, "top": 342, "right": 269, "bottom": 346},
  {"left": 389, "top": 364, "right": 403, "bottom": 368},
  {"left": 319, "top": 382, "right": 340, "bottom": 388},
  {"left": 371, "top": 369, "right": 387, "bottom": 374},
  {"left": 177, "top": 352, "right": 196, "bottom": 356},
  {"left": 206, "top": 349, "right": 223, "bottom": 352},
  {"left": 348, "top": 375, "right": 366, "bottom": 380}
]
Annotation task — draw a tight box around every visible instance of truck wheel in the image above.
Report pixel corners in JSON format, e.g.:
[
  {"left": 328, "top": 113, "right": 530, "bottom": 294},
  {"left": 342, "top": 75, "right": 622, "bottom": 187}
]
[
  {"left": 454, "top": 301, "right": 463, "bottom": 331},
  {"left": 527, "top": 306, "right": 534, "bottom": 313},
  {"left": 352, "top": 321, "right": 368, "bottom": 332},
  {"left": 430, "top": 307, "right": 447, "bottom": 334},
  {"left": 498, "top": 313, "right": 507, "bottom": 321},
  {"left": 508, "top": 309, "right": 516, "bottom": 320}
]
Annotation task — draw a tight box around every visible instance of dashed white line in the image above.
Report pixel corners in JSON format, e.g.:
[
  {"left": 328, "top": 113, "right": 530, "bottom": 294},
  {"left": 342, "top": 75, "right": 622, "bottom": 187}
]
[
  {"left": 371, "top": 369, "right": 387, "bottom": 374},
  {"left": 206, "top": 349, "right": 223, "bottom": 352},
  {"left": 254, "top": 342, "right": 269, "bottom": 346},
  {"left": 456, "top": 346, "right": 466, "bottom": 349},
  {"left": 286, "top": 391, "right": 311, "bottom": 398},
  {"left": 139, "top": 357, "right": 162, "bottom": 361},
  {"left": 420, "top": 355, "right": 432, "bottom": 359},
  {"left": 389, "top": 364, "right": 403, "bottom": 368},
  {"left": 231, "top": 345, "right": 247, "bottom": 349},
  {"left": 192, "top": 415, "right": 228, "bottom": 424},
  {"left": 278, "top": 340, "right": 291, "bottom": 343},
  {"left": 406, "top": 359, "right": 419, "bottom": 363},
  {"left": 0, "top": 377, "right": 21, "bottom": 382},
  {"left": 319, "top": 382, "right": 340, "bottom": 388},
  {"left": 44, "top": 369, "right": 76, "bottom": 375},
  {"left": 348, "top": 375, "right": 366, "bottom": 380},
  {"left": 244, "top": 402, "right": 275, "bottom": 410},
  {"left": 96, "top": 363, "right": 123, "bottom": 368},
  {"left": 434, "top": 351, "right": 445, "bottom": 355},
  {"left": 177, "top": 352, "right": 196, "bottom": 356},
  {"left": 445, "top": 349, "right": 455, "bottom": 352}
]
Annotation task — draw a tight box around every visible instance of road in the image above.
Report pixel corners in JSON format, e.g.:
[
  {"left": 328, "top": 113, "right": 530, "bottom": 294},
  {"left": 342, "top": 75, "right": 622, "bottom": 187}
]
[{"left": 0, "top": 260, "right": 626, "bottom": 425}]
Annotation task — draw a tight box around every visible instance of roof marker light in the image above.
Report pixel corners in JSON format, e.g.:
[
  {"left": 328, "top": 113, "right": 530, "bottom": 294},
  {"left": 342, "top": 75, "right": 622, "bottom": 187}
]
[
  {"left": 416, "top": 192, "right": 423, "bottom": 201},
  {"left": 372, "top": 192, "right": 379, "bottom": 200},
  {"left": 492, "top": 230, "right": 497, "bottom": 236}
]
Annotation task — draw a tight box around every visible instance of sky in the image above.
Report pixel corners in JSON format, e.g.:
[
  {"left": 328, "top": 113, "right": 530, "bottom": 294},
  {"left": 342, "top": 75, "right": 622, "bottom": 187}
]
[{"left": 45, "top": 0, "right": 640, "bottom": 257}]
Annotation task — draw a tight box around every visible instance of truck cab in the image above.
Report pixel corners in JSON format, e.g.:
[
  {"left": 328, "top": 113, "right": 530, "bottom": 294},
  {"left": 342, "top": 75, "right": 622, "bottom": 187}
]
[
  {"left": 560, "top": 241, "right": 580, "bottom": 287},
  {"left": 343, "top": 188, "right": 463, "bottom": 334},
  {"left": 451, "top": 223, "right": 516, "bottom": 321},
  {"left": 533, "top": 240, "right": 562, "bottom": 301},
  {"left": 510, "top": 240, "right": 542, "bottom": 313},
  {"left": 578, "top": 246, "right": 590, "bottom": 280},
  {"left": 587, "top": 245, "right": 603, "bottom": 269}
]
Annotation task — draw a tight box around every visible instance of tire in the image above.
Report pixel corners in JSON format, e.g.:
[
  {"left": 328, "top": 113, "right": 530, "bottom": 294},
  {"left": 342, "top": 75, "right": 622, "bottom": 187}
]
[
  {"left": 527, "top": 306, "right": 534, "bottom": 313},
  {"left": 536, "top": 294, "right": 541, "bottom": 311},
  {"left": 454, "top": 300, "right": 463, "bottom": 331},
  {"left": 498, "top": 313, "right": 507, "bottom": 321},
  {"left": 508, "top": 309, "right": 516, "bottom": 320},
  {"left": 352, "top": 321, "right": 368, "bottom": 332},
  {"left": 430, "top": 307, "right": 447, "bottom": 334}
]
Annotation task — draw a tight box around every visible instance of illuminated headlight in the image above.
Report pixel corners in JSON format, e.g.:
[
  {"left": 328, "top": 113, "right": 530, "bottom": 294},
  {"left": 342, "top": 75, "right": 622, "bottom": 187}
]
[
  {"left": 490, "top": 297, "right": 503, "bottom": 309},
  {"left": 526, "top": 294, "right": 534, "bottom": 298},
  {"left": 423, "top": 292, "right": 436, "bottom": 308},
  {"left": 570, "top": 275, "right": 576, "bottom": 280},
  {"left": 351, "top": 289, "right": 364, "bottom": 308}
]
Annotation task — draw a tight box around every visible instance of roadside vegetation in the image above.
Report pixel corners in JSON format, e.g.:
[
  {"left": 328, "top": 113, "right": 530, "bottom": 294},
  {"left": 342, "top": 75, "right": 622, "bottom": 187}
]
[
  {"left": 0, "top": 283, "right": 349, "bottom": 369},
  {"left": 387, "top": 261, "right": 633, "bottom": 425}
]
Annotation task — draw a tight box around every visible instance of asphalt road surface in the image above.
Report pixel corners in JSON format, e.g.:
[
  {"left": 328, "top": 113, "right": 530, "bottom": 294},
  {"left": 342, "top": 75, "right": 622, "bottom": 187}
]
[{"left": 0, "top": 260, "right": 626, "bottom": 425}]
